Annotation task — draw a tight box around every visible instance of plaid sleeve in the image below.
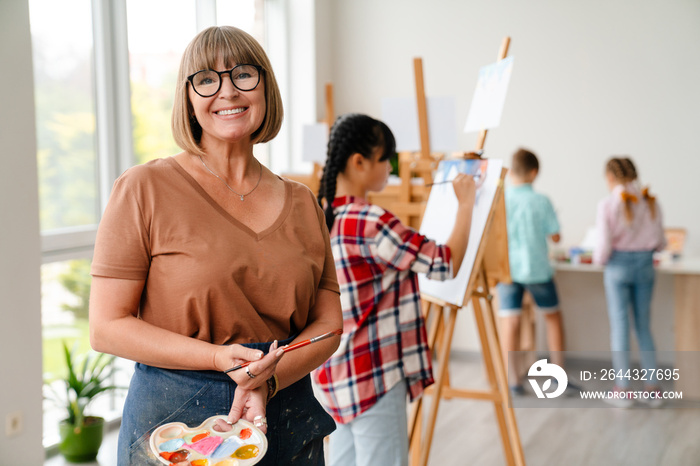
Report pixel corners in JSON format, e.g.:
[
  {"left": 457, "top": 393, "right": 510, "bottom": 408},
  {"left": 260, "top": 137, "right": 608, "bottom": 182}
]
[{"left": 374, "top": 210, "right": 452, "bottom": 280}]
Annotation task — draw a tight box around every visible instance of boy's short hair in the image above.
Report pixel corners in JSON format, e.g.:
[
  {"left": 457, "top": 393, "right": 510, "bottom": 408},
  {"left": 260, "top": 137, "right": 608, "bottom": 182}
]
[{"left": 511, "top": 148, "right": 539, "bottom": 177}]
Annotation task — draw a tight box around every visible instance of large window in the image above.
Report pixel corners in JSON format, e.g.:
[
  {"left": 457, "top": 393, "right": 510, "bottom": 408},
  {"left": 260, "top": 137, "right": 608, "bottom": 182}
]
[
  {"left": 30, "top": 0, "right": 268, "bottom": 449},
  {"left": 30, "top": 0, "right": 98, "bottom": 232},
  {"left": 29, "top": 0, "right": 102, "bottom": 446},
  {"left": 126, "top": 0, "right": 196, "bottom": 164}
]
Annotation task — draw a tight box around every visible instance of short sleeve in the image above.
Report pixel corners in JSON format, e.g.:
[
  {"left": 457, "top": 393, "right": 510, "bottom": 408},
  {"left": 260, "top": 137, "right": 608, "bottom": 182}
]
[
  {"left": 315, "top": 198, "right": 340, "bottom": 294},
  {"left": 91, "top": 171, "right": 151, "bottom": 280},
  {"left": 374, "top": 210, "right": 452, "bottom": 280}
]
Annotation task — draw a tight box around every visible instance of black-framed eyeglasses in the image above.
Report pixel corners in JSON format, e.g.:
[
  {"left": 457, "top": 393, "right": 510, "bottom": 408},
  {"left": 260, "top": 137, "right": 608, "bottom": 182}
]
[{"left": 187, "top": 64, "right": 263, "bottom": 97}]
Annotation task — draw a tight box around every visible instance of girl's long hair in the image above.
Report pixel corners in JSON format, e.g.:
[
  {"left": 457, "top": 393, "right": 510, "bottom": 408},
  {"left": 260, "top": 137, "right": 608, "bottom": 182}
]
[
  {"left": 606, "top": 157, "right": 656, "bottom": 222},
  {"left": 317, "top": 113, "right": 396, "bottom": 230}
]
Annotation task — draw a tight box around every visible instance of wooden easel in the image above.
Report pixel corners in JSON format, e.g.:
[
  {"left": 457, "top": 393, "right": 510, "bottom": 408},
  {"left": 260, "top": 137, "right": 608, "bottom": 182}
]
[
  {"left": 368, "top": 58, "right": 443, "bottom": 229},
  {"left": 408, "top": 36, "right": 525, "bottom": 466}
]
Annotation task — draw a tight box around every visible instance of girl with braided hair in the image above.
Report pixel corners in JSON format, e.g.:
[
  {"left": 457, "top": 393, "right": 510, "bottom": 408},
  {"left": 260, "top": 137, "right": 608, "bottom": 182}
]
[
  {"left": 312, "top": 113, "right": 476, "bottom": 465},
  {"left": 594, "top": 156, "right": 666, "bottom": 408}
]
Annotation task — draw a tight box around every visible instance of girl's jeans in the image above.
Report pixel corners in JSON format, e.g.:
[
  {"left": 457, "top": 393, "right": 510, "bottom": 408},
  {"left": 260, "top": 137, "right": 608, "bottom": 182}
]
[
  {"left": 604, "top": 250, "right": 657, "bottom": 388},
  {"left": 328, "top": 381, "right": 409, "bottom": 466},
  {"left": 117, "top": 339, "right": 335, "bottom": 465}
]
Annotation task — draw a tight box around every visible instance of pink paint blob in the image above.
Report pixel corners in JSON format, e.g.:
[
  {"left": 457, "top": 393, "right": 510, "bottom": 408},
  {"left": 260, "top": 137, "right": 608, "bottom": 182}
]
[{"left": 185, "top": 435, "right": 224, "bottom": 456}]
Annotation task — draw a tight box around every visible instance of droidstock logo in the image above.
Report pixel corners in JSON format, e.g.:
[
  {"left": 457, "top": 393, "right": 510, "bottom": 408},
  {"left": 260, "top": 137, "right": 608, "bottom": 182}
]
[{"left": 528, "top": 359, "right": 568, "bottom": 399}]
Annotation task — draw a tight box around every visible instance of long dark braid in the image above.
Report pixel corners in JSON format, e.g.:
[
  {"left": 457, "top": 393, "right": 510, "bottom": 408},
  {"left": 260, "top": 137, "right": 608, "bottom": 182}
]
[{"left": 318, "top": 113, "right": 397, "bottom": 230}]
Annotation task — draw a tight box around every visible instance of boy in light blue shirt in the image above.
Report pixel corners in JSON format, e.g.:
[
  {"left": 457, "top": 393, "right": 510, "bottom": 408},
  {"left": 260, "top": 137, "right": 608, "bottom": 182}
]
[{"left": 498, "top": 148, "right": 577, "bottom": 395}]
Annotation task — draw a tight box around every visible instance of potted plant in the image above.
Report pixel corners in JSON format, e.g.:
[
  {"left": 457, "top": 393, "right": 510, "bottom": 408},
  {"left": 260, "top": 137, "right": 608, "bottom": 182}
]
[{"left": 45, "top": 342, "right": 120, "bottom": 463}]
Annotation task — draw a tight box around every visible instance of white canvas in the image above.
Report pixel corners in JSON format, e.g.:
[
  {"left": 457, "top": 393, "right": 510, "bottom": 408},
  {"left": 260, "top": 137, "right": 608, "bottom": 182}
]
[
  {"left": 381, "top": 96, "right": 458, "bottom": 152},
  {"left": 463, "top": 57, "right": 514, "bottom": 133},
  {"left": 301, "top": 123, "right": 329, "bottom": 163},
  {"left": 418, "top": 158, "right": 504, "bottom": 306}
]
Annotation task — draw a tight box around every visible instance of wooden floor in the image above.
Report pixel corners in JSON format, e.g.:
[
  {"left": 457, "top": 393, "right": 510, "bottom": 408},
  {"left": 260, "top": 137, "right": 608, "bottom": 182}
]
[
  {"left": 46, "top": 353, "right": 700, "bottom": 466},
  {"left": 417, "top": 352, "right": 700, "bottom": 466}
]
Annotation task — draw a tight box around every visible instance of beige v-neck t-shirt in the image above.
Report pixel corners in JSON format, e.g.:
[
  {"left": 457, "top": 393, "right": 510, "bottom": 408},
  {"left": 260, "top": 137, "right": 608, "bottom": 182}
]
[{"left": 91, "top": 157, "right": 339, "bottom": 345}]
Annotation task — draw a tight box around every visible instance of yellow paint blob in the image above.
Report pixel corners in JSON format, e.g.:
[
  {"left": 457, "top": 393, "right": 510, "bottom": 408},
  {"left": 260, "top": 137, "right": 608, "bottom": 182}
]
[
  {"left": 233, "top": 444, "right": 260, "bottom": 459},
  {"left": 191, "top": 460, "right": 209, "bottom": 466}
]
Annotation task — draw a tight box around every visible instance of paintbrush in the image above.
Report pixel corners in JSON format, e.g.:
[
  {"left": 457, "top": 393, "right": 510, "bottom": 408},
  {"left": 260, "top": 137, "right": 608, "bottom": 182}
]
[
  {"left": 224, "top": 329, "right": 343, "bottom": 373},
  {"left": 425, "top": 180, "right": 453, "bottom": 187},
  {"left": 426, "top": 171, "right": 484, "bottom": 187}
]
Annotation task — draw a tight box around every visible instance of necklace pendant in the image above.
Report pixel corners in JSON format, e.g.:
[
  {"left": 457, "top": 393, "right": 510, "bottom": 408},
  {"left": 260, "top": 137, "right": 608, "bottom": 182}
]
[{"left": 240, "top": 195, "right": 245, "bottom": 201}]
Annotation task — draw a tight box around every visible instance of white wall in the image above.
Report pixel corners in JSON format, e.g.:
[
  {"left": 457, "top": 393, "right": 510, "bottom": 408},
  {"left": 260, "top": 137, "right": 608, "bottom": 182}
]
[
  {"left": 0, "top": 1, "right": 45, "bottom": 463},
  {"left": 319, "top": 0, "right": 700, "bottom": 353},
  {"left": 323, "top": 0, "right": 700, "bottom": 256}
]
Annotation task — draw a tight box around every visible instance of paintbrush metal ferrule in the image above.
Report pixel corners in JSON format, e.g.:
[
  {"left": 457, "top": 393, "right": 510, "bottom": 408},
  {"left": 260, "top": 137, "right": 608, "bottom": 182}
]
[
  {"left": 224, "top": 363, "right": 247, "bottom": 373},
  {"left": 309, "top": 331, "right": 335, "bottom": 344}
]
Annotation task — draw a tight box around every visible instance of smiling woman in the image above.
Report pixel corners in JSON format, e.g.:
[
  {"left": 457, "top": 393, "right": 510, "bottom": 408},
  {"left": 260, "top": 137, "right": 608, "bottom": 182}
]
[
  {"left": 172, "top": 27, "right": 282, "bottom": 156},
  {"left": 89, "top": 26, "right": 342, "bottom": 466}
]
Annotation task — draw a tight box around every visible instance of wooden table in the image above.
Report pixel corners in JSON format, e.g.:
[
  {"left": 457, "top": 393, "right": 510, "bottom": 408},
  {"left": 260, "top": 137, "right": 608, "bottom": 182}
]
[{"left": 552, "top": 258, "right": 700, "bottom": 399}]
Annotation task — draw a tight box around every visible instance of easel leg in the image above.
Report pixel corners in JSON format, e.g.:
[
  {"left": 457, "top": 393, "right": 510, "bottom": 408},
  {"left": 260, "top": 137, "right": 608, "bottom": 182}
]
[
  {"left": 408, "top": 403, "right": 422, "bottom": 466},
  {"left": 408, "top": 395, "right": 422, "bottom": 451},
  {"left": 419, "top": 305, "right": 458, "bottom": 466},
  {"left": 479, "top": 271, "right": 526, "bottom": 466},
  {"left": 409, "top": 300, "right": 434, "bottom": 465},
  {"left": 472, "top": 295, "right": 517, "bottom": 466},
  {"left": 435, "top": 323, "right": 453, "bottom": 395},
  {"left": 429, "top": 304, "right": 452, "bottom": 395}
]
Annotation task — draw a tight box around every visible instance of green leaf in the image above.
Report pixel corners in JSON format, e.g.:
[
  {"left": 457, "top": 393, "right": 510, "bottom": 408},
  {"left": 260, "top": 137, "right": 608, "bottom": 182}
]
[{"left": 44, "top": 340, "right": 124, "bottom": 428}]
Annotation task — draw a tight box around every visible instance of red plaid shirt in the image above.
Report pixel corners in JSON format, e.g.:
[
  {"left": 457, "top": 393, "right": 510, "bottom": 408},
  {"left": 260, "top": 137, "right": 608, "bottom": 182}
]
[{"left": 312, "top": 196, "right": 452, "bottom": 423}]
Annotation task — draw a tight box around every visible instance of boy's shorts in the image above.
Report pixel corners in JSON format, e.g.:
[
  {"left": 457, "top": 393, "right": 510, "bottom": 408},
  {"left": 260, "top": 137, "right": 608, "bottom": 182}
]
[{"left": 496, "top": 279, "right": 560, "bottom": 317}]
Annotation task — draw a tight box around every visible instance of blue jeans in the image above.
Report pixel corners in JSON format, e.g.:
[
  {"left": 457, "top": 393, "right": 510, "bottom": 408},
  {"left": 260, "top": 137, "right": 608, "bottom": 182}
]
[
  {"left": 328, "top": 381, "right": 409, "bottom": 466},
  {"left": 604, "top": 250, "right": 657, "bottom": 388},
  {"left": 118, "top": 339, "right": 335, "bottom": 465}
]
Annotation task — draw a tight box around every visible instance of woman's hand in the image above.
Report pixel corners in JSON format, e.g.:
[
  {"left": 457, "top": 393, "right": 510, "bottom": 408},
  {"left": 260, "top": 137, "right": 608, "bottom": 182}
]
[
  {"left": 215, "top": 340, "right": 284, "bottom": 390},
  {"left": 232, "top": 385, "right": 269, "bottom": 433},
  {"left": 213, "top": 385, "right": 269, "bottom": 434}
]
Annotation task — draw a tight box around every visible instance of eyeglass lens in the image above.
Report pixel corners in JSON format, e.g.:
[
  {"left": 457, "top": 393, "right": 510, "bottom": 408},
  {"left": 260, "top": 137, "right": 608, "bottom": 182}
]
[{"left": 191, "top": 65, "right": 260, "bottom": 96}]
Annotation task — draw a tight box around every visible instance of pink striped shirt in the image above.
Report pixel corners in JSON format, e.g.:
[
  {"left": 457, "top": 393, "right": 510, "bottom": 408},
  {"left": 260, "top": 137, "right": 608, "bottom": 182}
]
[{"left": 593, "top": 183, "right": 666, "bottom": 265}]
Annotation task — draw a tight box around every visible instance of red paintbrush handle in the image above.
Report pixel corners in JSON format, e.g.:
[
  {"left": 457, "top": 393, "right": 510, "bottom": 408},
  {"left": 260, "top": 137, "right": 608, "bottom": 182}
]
[{"left": 223, "top": 329, "right": 341, "bottom": 373}]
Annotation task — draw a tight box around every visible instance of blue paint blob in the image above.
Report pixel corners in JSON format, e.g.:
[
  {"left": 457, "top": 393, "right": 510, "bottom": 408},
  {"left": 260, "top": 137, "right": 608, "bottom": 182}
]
[
  {"left": 211, "top": 437, "right": 245, "bottom": 458},
  {"left": 158, "top": 438, "right": 185, "bottom": 452}
]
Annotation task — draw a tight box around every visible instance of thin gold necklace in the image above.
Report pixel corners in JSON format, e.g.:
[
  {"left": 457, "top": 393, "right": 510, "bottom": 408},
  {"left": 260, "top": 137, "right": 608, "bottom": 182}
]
[{"left": 197, "top": 155, "right": 263, "bottom": 201}]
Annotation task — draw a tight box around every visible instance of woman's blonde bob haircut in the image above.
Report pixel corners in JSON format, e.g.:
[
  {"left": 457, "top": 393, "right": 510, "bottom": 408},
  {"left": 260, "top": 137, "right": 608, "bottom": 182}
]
[{"left": 172, "top": 26, "right": 283, "bottom": 155}]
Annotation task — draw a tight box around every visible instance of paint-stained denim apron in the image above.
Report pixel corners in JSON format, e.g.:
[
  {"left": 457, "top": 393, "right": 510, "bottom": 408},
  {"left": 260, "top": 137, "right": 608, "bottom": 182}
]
[{"left": 117, "top": 338, "right": 335, "bottom": 465}]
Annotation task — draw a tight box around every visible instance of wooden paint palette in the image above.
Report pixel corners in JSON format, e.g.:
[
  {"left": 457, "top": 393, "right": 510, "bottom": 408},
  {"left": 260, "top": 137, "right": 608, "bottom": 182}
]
[{"left": 149, "top": 415, "right": 268, "bottom": 465}]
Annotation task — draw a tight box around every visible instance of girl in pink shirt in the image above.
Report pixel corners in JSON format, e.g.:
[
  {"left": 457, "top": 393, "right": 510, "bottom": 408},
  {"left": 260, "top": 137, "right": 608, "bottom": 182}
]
[{"left": 594, "top": 157, "right": 666, "bottom": 407}]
